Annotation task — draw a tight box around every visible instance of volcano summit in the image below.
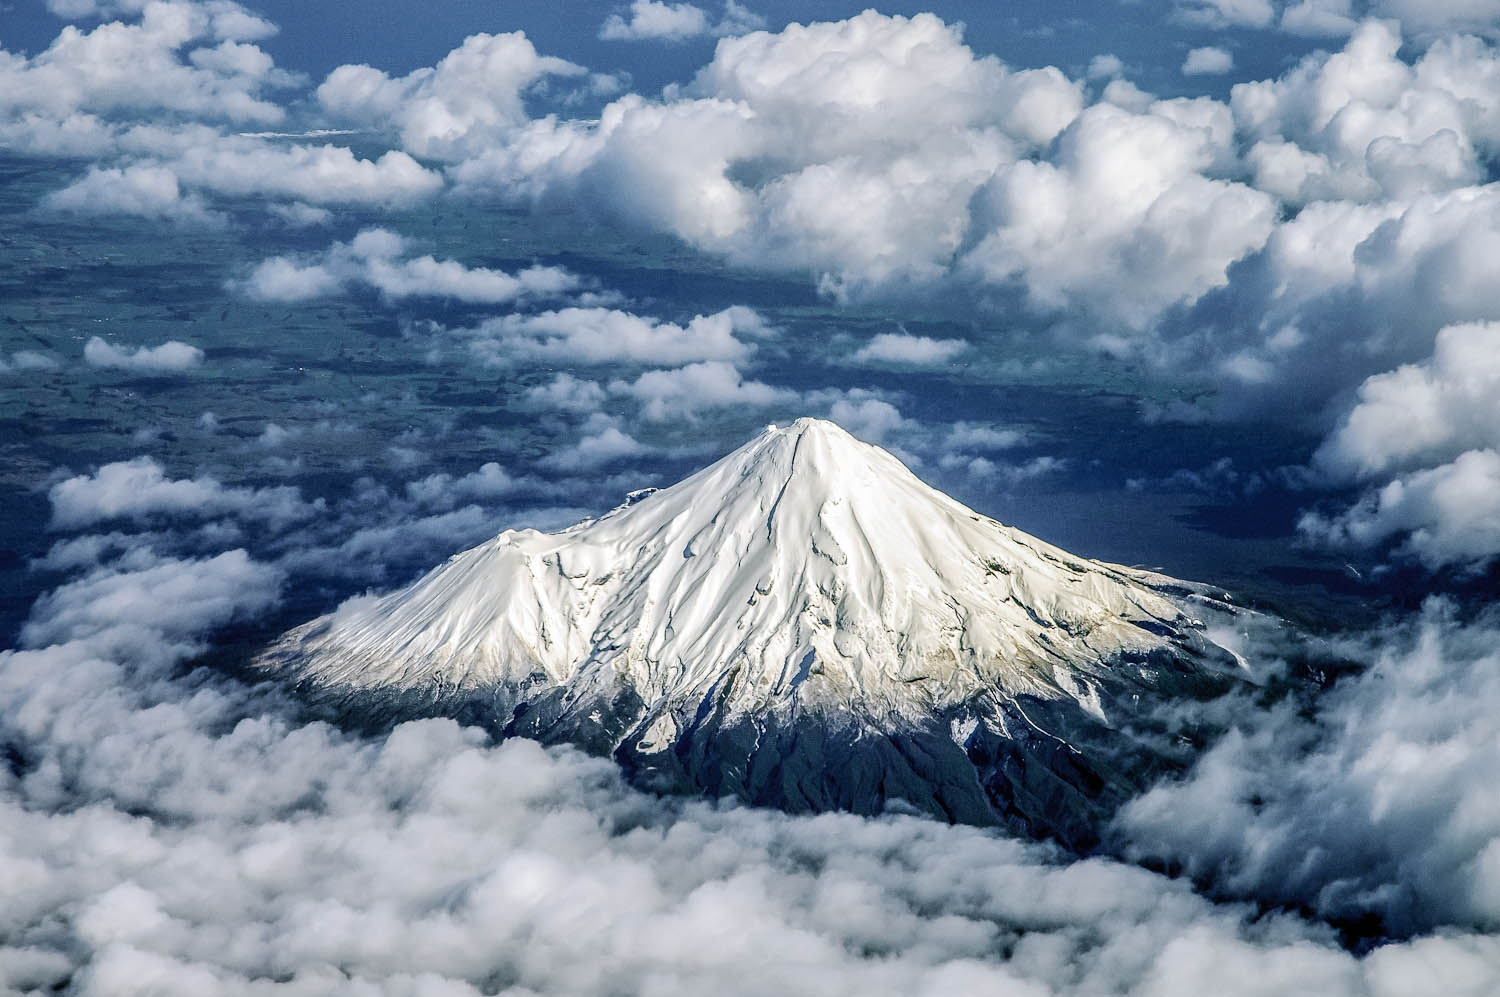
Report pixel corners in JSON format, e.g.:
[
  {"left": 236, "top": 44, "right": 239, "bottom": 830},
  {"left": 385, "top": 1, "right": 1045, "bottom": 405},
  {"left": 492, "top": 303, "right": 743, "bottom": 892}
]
[{"left": 265, "top": 418, "right": 1244, "bottom": 846}]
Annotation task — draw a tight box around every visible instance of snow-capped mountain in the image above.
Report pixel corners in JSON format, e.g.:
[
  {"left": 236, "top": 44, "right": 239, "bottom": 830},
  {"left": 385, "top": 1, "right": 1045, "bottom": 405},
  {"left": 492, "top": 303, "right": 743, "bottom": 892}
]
[{"left": 264, "top": 418, "right": 1244, "bottom": 846}]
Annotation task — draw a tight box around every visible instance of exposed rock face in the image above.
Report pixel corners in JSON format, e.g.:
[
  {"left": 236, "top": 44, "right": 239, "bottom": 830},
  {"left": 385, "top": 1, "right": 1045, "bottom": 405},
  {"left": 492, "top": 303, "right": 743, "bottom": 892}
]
[{"left": 263, "top": 418, "right": 1244, "bottom": 848}]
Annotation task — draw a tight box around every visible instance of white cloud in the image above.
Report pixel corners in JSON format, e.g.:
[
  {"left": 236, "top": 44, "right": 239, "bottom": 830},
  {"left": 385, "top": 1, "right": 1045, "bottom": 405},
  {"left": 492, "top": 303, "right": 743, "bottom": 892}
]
[
  {"left": 528, "top": 373, "right": 609, "bottom": 412},
  {"left": 824, "top": 395, "right": 914, "bottom": 446},
  {"left": 600, "top": 1, "right": 710, "bottom": 41},
  {"left": 850, "top": 332, "right": 968, "bottom": 366},
  {"left": 1299, "top": 322, "right": 1500, "bottom": 568},
  {"left": 944, "top": 423, "right": 1025, "bottom": 452},
  {"left": 45, "top": 164, "right": 221, "bottom": 223},
  {"left": 404, "top": 463, "right": 522, "bottom": 510},
  {"left": 19, "top": 547, "right": 282, "bottom": 649},
  {"left": 83, "top": 336, "right": 205, "bottom": 372},
  {"left": 962, "top": 99, "right": 1276, "bottom": 329},
  {"left": 1120, "top": 603, "right": 1500, "bottom": 933},
  {"left": 49, "top": 456, "right": 318, "bottom": 530},
  {"left": 610, "top": 361, "right": 796, "bottom": 421},
  {"left": 431, "top": 10, "right": 1500, "bottom": 362},
  {"left": 1301, "top": 449, "right": 1500, "bottom": 568},
  {"left": 240, "top": 228, "right": 582, "bottom": 305},
  {"left": 0, "top": 350, "right": 60, "bottom": 374},
  {"left": 545, "top": 421, "right": 648, "bottom": 470},
  {"left": 456, "top": 12, "right": 1089, "bottom": 293},
  {"left": 1174, "top": 0, "right": 1277, "bottom": 28},
  {"left": 47, "top": 0, "right": 278, "bottom": 40},
  {"left": 167, "top": 140, "right": 443, "bottom": 206},
  {"left": 10, "top": 537, "right": 1500, "bottom": 995},
  {"left": 1371, "top": 0, "right": 1500, "bottom": 37},
  {"left": 1280, "top": 0, "right": 1361, "bottom": 36},
  {"left": 1, "top": 1, "right": 295, "bottom": 134},
  {"left": 267, "top": 201, "right": 332, "bottom": 227},
  {"left": 463, "top": 305, "right": 772, "bottom": 368},
  {"left": 1177, "top": 183, "right": 1500, "bottom": 420},
  {"left": 317, "top": 31, "right": 585, "bottom": 161},
  {"left": 1315, "top": 322, "right": 1500, "bottom": 482},
  {"left": 1232, "top": 21, "right": 1500, "bottom": 204},
  {"left": 1087, "top": 54, "right": 1125, "bottom": 79},
  {"left": 41, "top": 140, "right": 445, "bottom": 217},
  {"left": 1183, "top": 46, "right": 1236, "bottom": 76},
  {"left": 599, "top": 1, "right": 764, "bottom": 42}
]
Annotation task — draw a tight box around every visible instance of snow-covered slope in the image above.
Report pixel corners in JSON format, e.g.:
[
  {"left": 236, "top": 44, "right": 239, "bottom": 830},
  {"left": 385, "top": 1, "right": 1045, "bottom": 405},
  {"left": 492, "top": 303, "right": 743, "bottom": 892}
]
[
  {"left": 269, "top": 418, "right": 1229, "bottom": 722},
  {"left": 265, "top": 418, "right": 1243, "bottom": 845}
]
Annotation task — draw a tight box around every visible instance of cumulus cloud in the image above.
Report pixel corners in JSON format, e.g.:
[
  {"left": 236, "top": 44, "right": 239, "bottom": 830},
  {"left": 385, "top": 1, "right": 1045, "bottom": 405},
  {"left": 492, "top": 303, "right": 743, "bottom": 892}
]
[
  {"left": 32, "top": 138, "right": 441, "bottom": 217},
  {"left": 0, "top": 0, "right": 295, "bottom": 132},
  {"left": 44, "top": 162, "right": 220, "bottom": 222},
  {"left": 425, "top": 11, "right": 1500, "bottom": 397},
  {"left": 962, "top": 98, "right": 1276, "bottom": 329},
  {"left": 545, "top": 419, "right": 649, "bottom": 470},
  {"left": 850, "top": 332, "right": 968, "bottom": 366},
  {"left": 1370, "top": 0, "right": 1500, "bottom": 37},
  {"left": 1183, "top": 46, "right": 1236, "bottom": 75},
  {"left": 165, "top": 139, "right": 444, "bottom": 207},
  {"left": 462, "top": 305, "right": 773, "bottom": 368},
  {"left": 0, "top": 350, "right": 60, "bottom": 373},
  {"left": 1301, "top": 450, "right": 1500, "bottom": 568},
  {"left": 83, "top": 336, "right": 205, "bottom": 372},
  {"left": 1315, "top": 322, "right": 1500, "bottom": 482},
  {"left": 1299, "top": 324, "right": 1500, "bottom": 568},
  {"left": 18, "top": 547, "right": 282, "bottom": 650},
  {"left": 0, "top": 3, "right": 454, "bottom": 215},
  {"left": 8, "top": 515, "right": 1500, "bottom": 995},
  {"left": 316, "top": 31, "right": 586, "bottom": 161},
  {"left": 964, "top": 454, "right": 1066, "bottom": 485},
  {"left": 1119, "top": 602, "right": 1500, "bottom": 937},
  {"left": 934, "top": 422, "right": 1051, "bottom": 484},
  {"left": 610, "top": 360, "right": 796, "bottom": 421},
  {"left": 456, "top": 12, "right": 1090, "bottom": 294},
  {"left": 944, "top": 422, "right": 1026, "bottom": 453},
  {"left": 600, "top": 1, "right": 710, "bottom": 41},
  {"left": 1087, "top": 53, "right": 1126, "bottom": 79},
  {"left": 1280, "top": 0, "right": 1362, "bottom": 36},
  {"left": 528, "top": 373, "right": 609, "bottom": 412},
  {"left": 404, "top": 463, "right": 523, "bottom": 510},
  {"left": 823, "top": 395, "right": 915, "bottom": 446},
  {"left": 49, "top": 456, "right": 319, "bottom": 530},
  {"left": 1174, "top": 0, "right": 1500, "bottom": 34},
  {"left": 240, "top": 228, "right": 583, "bottom": 305},
  {"left": 1165, "top": 177, "right": 1500, "bottom": 421},
  {"left": 1174, "top": 0, "right": 1277, "bottom": 28},
  {"left": 598, "top": 0, "right": 765, "bottom": 42},
  {"left": 1232, "top": 21, "right": 1500, "bottom": 204}
]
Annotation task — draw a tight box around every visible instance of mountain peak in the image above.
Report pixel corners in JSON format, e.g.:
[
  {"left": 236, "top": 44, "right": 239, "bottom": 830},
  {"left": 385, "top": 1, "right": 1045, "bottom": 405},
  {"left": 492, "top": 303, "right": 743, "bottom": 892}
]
[
  {"left": 731, "top": 416, "right": 889, "bottom": 485},
  {"left": 269, "top": 419, "right": 1227, "bottom": 716},
  {"left": 263, "top": 420, "right": 1241, "bottom": 844},
  {"left": 765, "top": 416, "right": 855, "bottom": 441}
]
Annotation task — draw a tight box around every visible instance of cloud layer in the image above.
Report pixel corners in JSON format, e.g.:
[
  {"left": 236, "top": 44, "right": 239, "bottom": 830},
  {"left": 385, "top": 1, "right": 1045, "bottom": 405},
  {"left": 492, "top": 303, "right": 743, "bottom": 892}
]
[
  {"left": 240, "top": 229, "right": 584, "bottom": 305},
  {"left": 8, "top": 512, "right": 1500, "bottom": 994}
]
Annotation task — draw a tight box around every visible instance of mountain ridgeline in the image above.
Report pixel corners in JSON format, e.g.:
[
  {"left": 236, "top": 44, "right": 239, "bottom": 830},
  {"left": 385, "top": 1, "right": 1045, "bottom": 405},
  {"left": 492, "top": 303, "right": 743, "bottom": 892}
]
[{"left": 261, "top": 418, "right": 1247, "bottom": 849}]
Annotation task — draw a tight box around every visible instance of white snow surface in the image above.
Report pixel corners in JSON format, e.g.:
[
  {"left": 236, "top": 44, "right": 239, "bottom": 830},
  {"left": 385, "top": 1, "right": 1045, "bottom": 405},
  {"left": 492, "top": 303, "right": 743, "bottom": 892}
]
[{"left": 272, "top": 418, "right": 1215, "bottom": 722}]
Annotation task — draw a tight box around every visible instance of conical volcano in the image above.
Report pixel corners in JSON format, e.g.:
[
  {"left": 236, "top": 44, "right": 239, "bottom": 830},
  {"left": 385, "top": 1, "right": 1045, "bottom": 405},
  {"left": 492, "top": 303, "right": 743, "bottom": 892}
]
[{"left": 264, "top": 418, "right": 1244, "bottom": 846}]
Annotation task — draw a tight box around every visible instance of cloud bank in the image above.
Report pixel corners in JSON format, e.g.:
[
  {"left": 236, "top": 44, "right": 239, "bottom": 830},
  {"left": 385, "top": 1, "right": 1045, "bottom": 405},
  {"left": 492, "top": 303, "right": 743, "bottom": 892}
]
[
  {"left": 8, "top": 512, "right": 1500, "bottom": 994},
  {"left": 239, "top": 229, "right": 584, "bottom": 305}
]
